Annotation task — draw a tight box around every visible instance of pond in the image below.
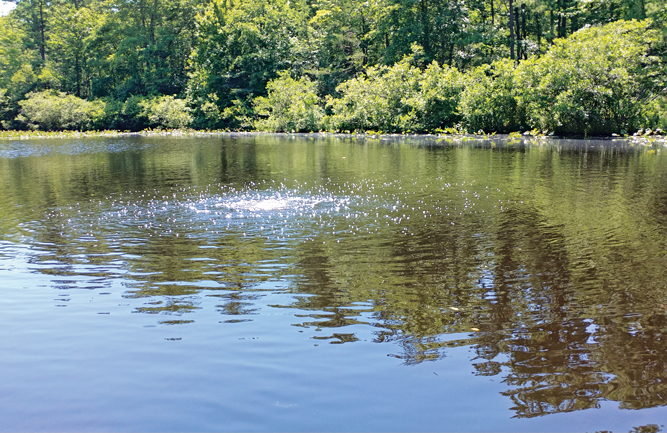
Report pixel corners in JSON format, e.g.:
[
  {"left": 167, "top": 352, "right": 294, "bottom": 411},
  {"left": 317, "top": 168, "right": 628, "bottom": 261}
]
[{"left": 1, "top": 133, "right": 667, "bottom": 431}]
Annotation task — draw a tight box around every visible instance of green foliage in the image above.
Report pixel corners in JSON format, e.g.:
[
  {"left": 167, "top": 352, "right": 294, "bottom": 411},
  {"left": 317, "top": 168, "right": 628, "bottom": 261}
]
[
  {"left": 120, "top": 96, "right": 149, "bottom": 131},
  {"left": 253, "top": 71, "right": 324, "bottom": 132},
  {"left": 16, "top": 90, "right": 105, "bottom": 131},
  {"left": 85, "top": 0, "right": 202, "bottom": 99},
  {"left": 0, "top": 16, "right": 30, "bottom": 91},
  {"left": 98, "top": 95, "right": 193, "bottom": 131},
  {"left": 8, "top": 65, "right": 37, "bottom": 95},
  {"left": 48, "top": 5, "right": 97, "bottom": 98},
  {"left": 326, "top": 56, "right": 423, "bottom": 132},
  {"left": 459, "top": 59, "right": 524, "bottom": 133},
  {"left": 138, "top": 95, "right": 193, "bottom": 129},
  {"left": 308, "top": 0, "right": 386, "bottom": 95},
  {"left": 187, "top": 0, "right": 312, "bottom": 128},
  {"left": 0, "top": 63, "right": 37, "bottom": 129},
  {"left": 381, "top": 0, "right": 469, "bottom": 66},
  {"left": 515, "top": 19, "right": 665, "bottom": 135},
  {"left": 221, "top": 98, "right": 255, "bottom": 131},
  {"left": 657, "top": 96, "right": 667, "bottom": 130},
  {"left": 326, "top": 54, "right": 464, "bottom": 133},
  {"left": 94, "top": 96, "right": 147, "bottom": 131},
  {"left": 36, "top": 62, "right": 61, "bottom": 89},
  {"left": 93, "top": 98, "right": 120, "bottom": 130},
  {"left": 413, "top": 61, "right": 464, "bottom": 131},
  {"left": 0, "top": 89, "right": 9, "bottom": 128},
  {"left": 0, "top": 0, "right": 665, "bottom": 134},
  {"left": 191, "top": 95, "right": 224, "bottom": 130}
]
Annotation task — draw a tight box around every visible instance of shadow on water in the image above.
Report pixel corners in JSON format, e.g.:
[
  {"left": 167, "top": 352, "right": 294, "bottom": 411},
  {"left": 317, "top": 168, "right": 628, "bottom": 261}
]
[{"left": 2, "top": 134, "right": 667, "bottom": 424}]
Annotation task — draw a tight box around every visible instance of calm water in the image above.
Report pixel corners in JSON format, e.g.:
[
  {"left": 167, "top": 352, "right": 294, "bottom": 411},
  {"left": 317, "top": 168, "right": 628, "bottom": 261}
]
[{"left": 1, "top": 134, "right": 667, "bottom": 431}]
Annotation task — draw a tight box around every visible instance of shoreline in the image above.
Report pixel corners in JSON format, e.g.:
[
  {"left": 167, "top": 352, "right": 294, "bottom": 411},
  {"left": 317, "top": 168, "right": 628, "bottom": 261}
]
[{"left": 0, "top": 129, "right": 665, "bottom": 145}]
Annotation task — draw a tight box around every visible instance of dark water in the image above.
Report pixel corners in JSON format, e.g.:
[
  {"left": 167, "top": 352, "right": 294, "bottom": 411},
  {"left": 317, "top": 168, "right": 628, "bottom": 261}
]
[{"left": 1, "top": 134, "right": 667, "bottom": 431}]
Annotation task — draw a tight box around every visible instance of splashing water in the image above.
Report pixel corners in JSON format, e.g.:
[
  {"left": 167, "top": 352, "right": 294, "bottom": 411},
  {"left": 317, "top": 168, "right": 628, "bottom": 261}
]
[
  {"left": 195, "top": 189, "right": 349, "bottom": 216},
  {"left": 39, "top": 176, "right": 510, "bottom": 248}
]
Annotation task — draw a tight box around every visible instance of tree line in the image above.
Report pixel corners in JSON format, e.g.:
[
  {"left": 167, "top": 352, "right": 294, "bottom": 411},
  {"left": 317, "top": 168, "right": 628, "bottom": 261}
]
[{"left": 0, "top": 0, "right": 665, "bottom": 135}]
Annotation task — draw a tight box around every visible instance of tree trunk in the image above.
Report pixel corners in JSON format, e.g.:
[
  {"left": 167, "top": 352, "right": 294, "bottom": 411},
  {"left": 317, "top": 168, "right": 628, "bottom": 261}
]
[
  {"left": 75, "top": 55, "right": 81, "bottom": 97},
  {"left": 536, "top": 11, "right": 542, "bottom": 52},
  {"left": 149, "top": 0, "right": 158, "bottom": 44},
  {"left": 521, "top": 3, "right": 527, "bottom": 59},
  {"left": 420, "top": 0, "right": 431, "bottom": 59},
  {"left": 360, "top": 13, "right": 368, "bottom": 65},
  {"left": 491, "top": 0, "right": 495, "bottom": 25},
  {"left": 557, "top": 0, "right": 565, "bottom": 38},
  {"left": 514, "top": 6, "right": 525, "bottom": 60},
  {"left": 521, "top": 4, "right": 526, "bottom": 38},
  {"left": 559, "top": 15, "right": 566, "bottom": 38},
  {"left": 509, "top": 0, "right": 515, "bottom": 60},
  {"left": 39, "top": 0, "right": 46, "bottom": 62}
]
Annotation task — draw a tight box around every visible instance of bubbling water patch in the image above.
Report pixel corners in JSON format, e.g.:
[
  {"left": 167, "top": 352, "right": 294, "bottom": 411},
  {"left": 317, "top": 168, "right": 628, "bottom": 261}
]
[
  {"left": 178, "top": 188, "right": 356, "bottom": 242},
  {"left": 38, "top": 177, "right": 519, "bottom": 250},
  {"left": 190, "top": 189, "right": 350, "bottom": 220},
  {"left": 29, "top": 177, "right": 522, "bottom": 327},
  {"left": 40, "top": 180, "right": 368, "bottom": 245}
]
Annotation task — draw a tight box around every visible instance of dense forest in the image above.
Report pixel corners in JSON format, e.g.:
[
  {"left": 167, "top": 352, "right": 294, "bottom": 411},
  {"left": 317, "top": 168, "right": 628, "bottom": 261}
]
[{"left": 0, "top": 0, "right": 665, "bottom": 134}]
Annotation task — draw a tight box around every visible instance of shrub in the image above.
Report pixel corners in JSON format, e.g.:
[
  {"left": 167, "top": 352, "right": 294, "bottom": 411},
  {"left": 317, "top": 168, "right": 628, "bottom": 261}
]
[
  {"left": 326, "top": 58, "right": 422, "bottom": 132},
  {"left": 189, "top": 93, "right": 225, "bottom": 130},
  {"left": 326, "top": 54, "right": 464, "bottom": 133},
  {"left": 657, "top": 96, "right": 667, "bottom": 130},
  {"left": 222, "top": 99, "right": 255, "bottom": 131},
  {"left": 121, "top": 96, "right": 150, "bottom": 130},
  {"left": 412, "top": 62, "right": 464, "bottom": 131},
  {"left": 16, "top": 90, "right": 105, "bottom": 131},
  {"left": 95, "top": 98, "right": 124, "bottom": 130},
  {"left": 93, "top": 95, "right": 148, "bottom": 131},
  {"left": 459, "top": 59, "right": 524, "bottom": 133},
  {"left": 0, "top": 88, "right": 8, "bottom": 129},
  {"left": 253, "top": 71, "right": 324, "bottom": 132},
  {"left": 515, "top": 19, "right": 665, "bottom": 135},
  {"left": 138, "top": 95, "right": 193, "bottom": 129}
]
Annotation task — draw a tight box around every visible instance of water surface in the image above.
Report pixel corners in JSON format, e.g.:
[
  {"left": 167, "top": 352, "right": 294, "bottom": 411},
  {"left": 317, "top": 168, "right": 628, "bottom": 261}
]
[{"left": 1, "top": 134, "right": 667, "bottom": 431}]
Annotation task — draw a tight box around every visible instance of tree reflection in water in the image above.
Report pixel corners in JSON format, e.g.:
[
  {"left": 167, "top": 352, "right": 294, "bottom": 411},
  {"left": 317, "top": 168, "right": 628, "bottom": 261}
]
[{"left": 2, "top": 135, "right": 667, "bottom": 419}]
